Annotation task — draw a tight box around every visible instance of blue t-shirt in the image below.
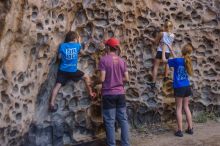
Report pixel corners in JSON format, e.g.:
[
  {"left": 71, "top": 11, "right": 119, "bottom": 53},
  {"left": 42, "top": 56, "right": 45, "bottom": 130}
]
[
  {"left": 58, "top": 42, "right": 81, "bottom": 72},
  {"left": 168, "top": 58, "right": 190, "bottom": 88}
]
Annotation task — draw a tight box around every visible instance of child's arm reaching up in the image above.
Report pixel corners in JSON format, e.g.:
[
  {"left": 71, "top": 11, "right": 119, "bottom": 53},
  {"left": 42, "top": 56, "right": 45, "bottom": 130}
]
[
  {"left": 78, "top": 35, "right": 86, "bottom": 57},
  {"left": 143, "top": 32, "right": 163, "bottom": 46},
  {"left": 76, "top": 32, "right": 81, "bottom": 43}
]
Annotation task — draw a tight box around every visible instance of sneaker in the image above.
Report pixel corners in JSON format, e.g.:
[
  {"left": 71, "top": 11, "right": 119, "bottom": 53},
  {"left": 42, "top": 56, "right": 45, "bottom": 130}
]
[
  {"left": 185, "top": 128, "right": 193, "bottom": 135},
  {"left": 49, "top": 103, "right": 58, "bottom": 112},
  {"left": 163, "top": 77, "right": 169, "bottom": 82},
  {"left": 174, "top": 130, "right": 183, "bottom": 137}
]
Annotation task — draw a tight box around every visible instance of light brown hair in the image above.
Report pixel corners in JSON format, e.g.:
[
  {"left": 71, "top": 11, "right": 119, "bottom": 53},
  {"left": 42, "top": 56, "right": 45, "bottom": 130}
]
[{"left": 182, "top": 43, "right": 193, "bottom": 76}]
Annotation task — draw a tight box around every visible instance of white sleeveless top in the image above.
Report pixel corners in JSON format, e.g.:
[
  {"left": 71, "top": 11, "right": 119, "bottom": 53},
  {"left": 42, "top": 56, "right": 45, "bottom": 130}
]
[{"left": 157, "top": 32, "right": 175, "bottom": 53}]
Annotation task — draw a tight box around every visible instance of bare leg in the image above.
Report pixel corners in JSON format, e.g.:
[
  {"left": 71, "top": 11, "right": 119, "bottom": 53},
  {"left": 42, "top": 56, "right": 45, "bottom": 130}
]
[
  {"left": 50, "top": 83, "right": 62, "bottom": 107},
  {"left": 162, "top": 45, "right": 168, "bottom": 79},
  {"left": 175, "top": 97, "right": 183, "bottom": 131},
  {"left": 164, "top": 63, "right": 169, "bottom": 78},
  {"left": 183, "top": 97, "right": 193, "bottom": 129},
  {"left": 83, "top": 75, "right": 96, "bottom": 98},
  {"left": 152, "top": 59, "right": 161, "bottom": 83}
]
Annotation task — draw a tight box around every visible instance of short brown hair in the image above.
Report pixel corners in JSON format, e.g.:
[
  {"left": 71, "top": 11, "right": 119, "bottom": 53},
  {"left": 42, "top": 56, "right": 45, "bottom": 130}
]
[{"left": 64, "top": 31, "right": 77, "bottom": 42}]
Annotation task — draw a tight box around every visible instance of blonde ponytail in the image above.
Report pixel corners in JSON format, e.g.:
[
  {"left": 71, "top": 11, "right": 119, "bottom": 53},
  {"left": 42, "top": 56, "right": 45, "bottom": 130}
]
[{"left": 182, "top": 44, "right": 193, "bottom": 76}]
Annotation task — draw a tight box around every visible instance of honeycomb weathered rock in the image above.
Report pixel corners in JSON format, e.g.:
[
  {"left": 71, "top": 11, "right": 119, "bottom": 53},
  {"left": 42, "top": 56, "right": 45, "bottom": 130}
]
[{"left": 0, "top": 0, "right": 219, "bottom": 145}]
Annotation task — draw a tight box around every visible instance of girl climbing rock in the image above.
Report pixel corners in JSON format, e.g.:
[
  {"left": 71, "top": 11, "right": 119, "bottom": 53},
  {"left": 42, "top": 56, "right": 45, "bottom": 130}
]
[{"left": 146, "top": 21, "right": 175, "bottom": 89}]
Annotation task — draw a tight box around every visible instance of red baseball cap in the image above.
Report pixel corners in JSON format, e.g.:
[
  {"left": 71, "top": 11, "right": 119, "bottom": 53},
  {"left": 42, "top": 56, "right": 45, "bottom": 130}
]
[{"left": 104, "top": 38, "right": 120, "bottom": 48}]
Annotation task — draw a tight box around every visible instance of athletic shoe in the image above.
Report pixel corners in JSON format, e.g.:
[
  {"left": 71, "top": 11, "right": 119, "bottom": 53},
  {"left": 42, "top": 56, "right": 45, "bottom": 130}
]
[
  {"left": 185, "top": 128, "right": 193, "bottom": 135},
  {"left": 174, "top": 130, "right": 183, "bottom": 137},
  {"left": 49, "top": 103, "right": 58, "bottom": 112},
  {"left": 163, "top": 77, "right": 170, "bottom": 82}
]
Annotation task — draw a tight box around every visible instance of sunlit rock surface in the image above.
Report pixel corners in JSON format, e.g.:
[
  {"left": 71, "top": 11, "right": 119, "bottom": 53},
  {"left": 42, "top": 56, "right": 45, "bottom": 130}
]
[{"left": 0, "top": 0, "right": 220, "bottom": 145}]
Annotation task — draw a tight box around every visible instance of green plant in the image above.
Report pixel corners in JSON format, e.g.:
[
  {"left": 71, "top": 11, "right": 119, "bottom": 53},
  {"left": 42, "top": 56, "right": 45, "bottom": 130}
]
[{"left": 193, "top": 112, "right": 218, "bottom": 123}]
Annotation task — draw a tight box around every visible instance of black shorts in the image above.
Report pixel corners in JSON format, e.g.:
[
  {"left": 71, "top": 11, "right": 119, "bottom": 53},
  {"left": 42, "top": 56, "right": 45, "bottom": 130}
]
[
  {"left": 102, "top": 94, "right": 126, "bottom": 109},
  {"left": 56, "top": 69, "right": 85, "bottom": 86},
  {"left": 155, "top": 51, "right": 170, "bottom": 59},
  {"left": 174, "top": 86, "right": 192, "bottom": 98}
]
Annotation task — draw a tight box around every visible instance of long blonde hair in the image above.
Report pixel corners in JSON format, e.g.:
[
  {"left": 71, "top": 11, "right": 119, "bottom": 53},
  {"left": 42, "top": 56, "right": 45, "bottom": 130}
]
[{"left": 182, "top": 44, "right": 193, "bottom": 76}]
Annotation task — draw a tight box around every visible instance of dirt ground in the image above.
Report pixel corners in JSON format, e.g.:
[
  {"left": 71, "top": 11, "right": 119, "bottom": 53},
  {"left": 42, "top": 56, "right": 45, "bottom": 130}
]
[
  {"left": 72, "top": 120, "right": 220, "bottom": 146},
  {"left": 130, "top": 120, "right": 220, "bottom": 146}
]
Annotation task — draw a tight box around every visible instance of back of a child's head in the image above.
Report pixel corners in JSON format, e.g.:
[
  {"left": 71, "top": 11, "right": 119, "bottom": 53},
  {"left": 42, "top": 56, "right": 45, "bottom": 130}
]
[
  {"left": 164, "top": 20, "right": 173, "bottom": 31},
  {"left": 182, "top": 43, "right": 193, "bottom": 56},
  {"left": 182, "top": 43, "right": 194, "bottom": 76},
  {"left": 105, "top": 38, "right": 120, "bottom": 53},
  {"left": 64, "top": 31, "right": 77, "bottom": 43}
]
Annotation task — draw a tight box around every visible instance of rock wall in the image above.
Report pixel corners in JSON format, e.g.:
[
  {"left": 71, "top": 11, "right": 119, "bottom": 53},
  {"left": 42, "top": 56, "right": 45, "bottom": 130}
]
[{"left": 0, "top": 0, "right": 220, "bottom": 145}]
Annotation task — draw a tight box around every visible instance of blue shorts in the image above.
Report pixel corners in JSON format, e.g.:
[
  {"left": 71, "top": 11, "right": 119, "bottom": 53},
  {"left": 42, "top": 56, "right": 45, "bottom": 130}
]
[
  {"left": 56, "top": 69, "right": 84, "bottom": 86},
  {"left": 174, "top": 86, "right": 192, "bottom": 98},
  {"left": 102, "top": 94, "right": 126, "bottom": 109}
]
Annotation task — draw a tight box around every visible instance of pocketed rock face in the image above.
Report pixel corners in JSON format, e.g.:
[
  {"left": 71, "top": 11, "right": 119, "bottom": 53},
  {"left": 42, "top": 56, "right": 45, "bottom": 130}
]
[{"left": 0, "top": 0, "right": 219, "bottom": 145}]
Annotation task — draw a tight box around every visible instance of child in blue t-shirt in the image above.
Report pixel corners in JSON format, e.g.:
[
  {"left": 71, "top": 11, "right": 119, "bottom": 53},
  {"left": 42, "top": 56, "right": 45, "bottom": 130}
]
[
  {"left": 163, "top": 43, "right": 194, "bottom": 137},
  {"left": 50, "top": 31, "right": 96, "bottom": 112}
]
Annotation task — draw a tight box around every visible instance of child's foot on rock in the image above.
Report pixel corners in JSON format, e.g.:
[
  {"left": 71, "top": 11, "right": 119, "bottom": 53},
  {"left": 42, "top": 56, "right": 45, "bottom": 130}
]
[
  {"left": 49, "top": 103, "right": 58, "bottom": 112},
  {"left": 163, "top": 77, "right": 170, "bottom": 82}
]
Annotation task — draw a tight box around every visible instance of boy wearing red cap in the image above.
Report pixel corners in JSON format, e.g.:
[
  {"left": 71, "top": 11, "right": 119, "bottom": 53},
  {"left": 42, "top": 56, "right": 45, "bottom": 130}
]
[{"left": 99, "top": 38, "right": 130, "bottom": 146}]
